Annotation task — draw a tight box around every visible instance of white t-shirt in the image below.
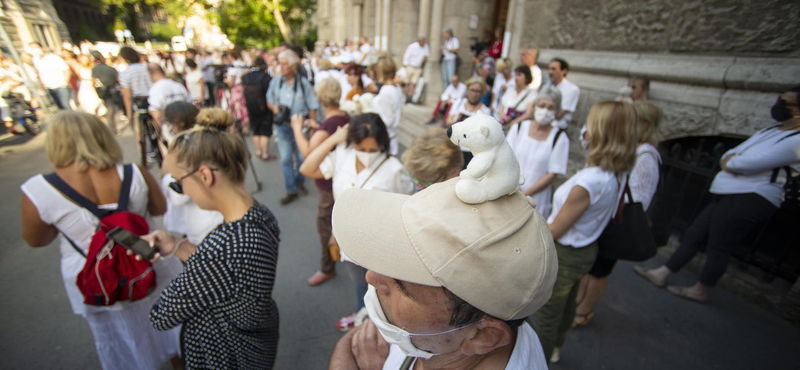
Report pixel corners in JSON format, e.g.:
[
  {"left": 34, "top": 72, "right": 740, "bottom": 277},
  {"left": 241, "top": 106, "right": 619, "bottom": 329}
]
[
  {"left": 201, "top": 55, "right": 215, "bottom": 82},
  {"left": 448, "top": 98, "right": 491, "bottom": 152},
  {"left": 185, "top": 69, "right": 204, "bottom": 101},
  {"left": 630, "top": 144, "right": 661, "bottom": 211},
  {"left": 492, "top": 72, "right": 516, "bottom": 111},
  {"left": 507, "top": 122, "right": 570, "bottom": 218},
  {"left": 381, "top": 322, "right": 548, "bottom": 370},
  {"left": 148, "top": 78, "right": 191, "bottom": 111},
  {"left": 316, "top": 69, "right": 344, "bottom": 90},
  {"left": 443, "top": 37, "right": 460, "bottom": 60},
  {"left": 20, "top": 165, "right": 183, "bottom": 315},
  {"left": 403, "top": 42, "right": 430, "bottom": 68},
  {"left": 359, "top": 43, "right": 373, "bottom": 65},
  {"left": 33, "top": 53, "right": 70, "bottom": 89},
  {"left": 340, "top": 73, "right": 375, "bottom": 105},
  {"left": 500, "top": 87, "right": 536, "bottom": 119},
  {"left": 227, "top": 59, "right": 247, "bottom": 85},
  {"left": 440, "top": 82, "right": 466, "bottom": 103},
  {"left": 548, "top": 78, "right": 580, "bottom": 128},
  {"left": 370, "top": 84, "right": 405, "bottom": 155},
  {"left": 319, "top": 143, "right": 414, "bottom": 200},
  {"left": 160, "top": 175, "right": 223, "bottom": 245},
  {"left": 709, "top": 126, "right": 800, "bottom": 207},
  {"left": 548, "top": 166, "right": 624, "bottom": 248},
  {"left": 529, "top": 65, "right": 543, "bottom": 92}
]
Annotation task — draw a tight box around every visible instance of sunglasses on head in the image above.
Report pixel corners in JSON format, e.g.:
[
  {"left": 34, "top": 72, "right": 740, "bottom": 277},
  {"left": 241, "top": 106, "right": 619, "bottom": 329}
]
[
  {"left": 169, "top": 167, "right": 218, "bottom": 194},
  {"left": 407, "top": 171, "right": 444, "bottom": 188}
]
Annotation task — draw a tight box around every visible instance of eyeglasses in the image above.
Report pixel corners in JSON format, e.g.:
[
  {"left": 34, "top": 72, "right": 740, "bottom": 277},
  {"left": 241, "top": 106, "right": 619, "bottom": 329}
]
[
  {"left": 468, "top": 89, "right": 483, "bottom": 94},
  {"left": 407, "top": 172, "right": 444, "bottom": 189},
  {"left": 169, "top": 167, "right": 218, "bottom": 194}
]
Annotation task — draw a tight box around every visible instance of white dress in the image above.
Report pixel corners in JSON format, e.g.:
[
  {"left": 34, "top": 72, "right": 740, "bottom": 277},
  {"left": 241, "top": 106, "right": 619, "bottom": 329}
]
[
  {"left": 21, "top": 164, "right": 182, "bottom": 370},
  {"left": 369, "top": 84, "right": 404, "bottom": 155},
  {"left": 507, "top": 121, "right": 570, "bottom": 219},
  {"left": 78, "top": 67, "right": 104, "bottom": 115}
]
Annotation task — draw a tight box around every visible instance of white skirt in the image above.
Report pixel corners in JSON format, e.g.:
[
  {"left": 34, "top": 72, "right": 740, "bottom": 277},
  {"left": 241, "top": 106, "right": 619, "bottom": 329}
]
[{"left": 84, "top": 294, "right": 181, "bottom": 370}]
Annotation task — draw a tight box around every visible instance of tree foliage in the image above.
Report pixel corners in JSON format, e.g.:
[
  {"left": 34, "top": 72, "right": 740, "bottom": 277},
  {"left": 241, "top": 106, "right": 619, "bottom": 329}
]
[{"left": 216, "top": 0, "right": 316, "bottom": 48}]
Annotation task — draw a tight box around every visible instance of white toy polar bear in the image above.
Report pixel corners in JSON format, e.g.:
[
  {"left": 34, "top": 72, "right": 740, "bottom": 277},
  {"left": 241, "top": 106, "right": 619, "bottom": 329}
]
[{"left": 447, "top": 113, "right": 524, "bottom": 204}]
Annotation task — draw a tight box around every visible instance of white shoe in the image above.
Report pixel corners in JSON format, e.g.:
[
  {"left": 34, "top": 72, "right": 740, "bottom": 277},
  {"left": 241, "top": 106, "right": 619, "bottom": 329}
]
[{"left": 550, "top": 347, "right": 560, "bottom": 363}]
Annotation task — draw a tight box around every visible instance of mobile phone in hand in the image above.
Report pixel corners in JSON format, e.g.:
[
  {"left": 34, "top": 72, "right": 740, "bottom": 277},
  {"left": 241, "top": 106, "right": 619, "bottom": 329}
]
[{"left": 106, "top": 227, "right": 158, "bottom": 260}]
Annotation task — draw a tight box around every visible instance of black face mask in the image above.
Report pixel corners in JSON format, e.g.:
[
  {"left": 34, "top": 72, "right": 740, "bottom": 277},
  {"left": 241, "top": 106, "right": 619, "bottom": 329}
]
[{"left": 771, "top": 97, "right": 795, "bottom": 123}]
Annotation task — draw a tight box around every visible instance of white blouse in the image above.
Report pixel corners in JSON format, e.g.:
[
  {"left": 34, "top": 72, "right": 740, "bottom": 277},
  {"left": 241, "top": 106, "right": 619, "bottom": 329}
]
[
  {"left": 161, "top": 174, "right": 224, "bottom": 245},
  {"left": 506, "top": 122, "right": 570, "bottom": 218},
  {"left": 369, "top": 84, "right": 404, "bottom": 155},
  {"left": 320, "top": 143, "right": 415, "bottom": 200},
  {"left": 20, "top": 165, "right": 182, "bottom": 315},
  {"left": 500, "top": 87, "right": 536, "bottom": 119},
  {"left": 547, "top": 166, "right": 625, "bottom": 248},
  {"left": 629, "top": 143, "right": 661, "bottom": 211}
]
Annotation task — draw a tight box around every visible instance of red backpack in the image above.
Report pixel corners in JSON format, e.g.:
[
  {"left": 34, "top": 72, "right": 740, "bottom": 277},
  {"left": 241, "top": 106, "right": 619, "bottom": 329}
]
[{"left": 44, "top": 164, "right": 157, "bottom": 306}]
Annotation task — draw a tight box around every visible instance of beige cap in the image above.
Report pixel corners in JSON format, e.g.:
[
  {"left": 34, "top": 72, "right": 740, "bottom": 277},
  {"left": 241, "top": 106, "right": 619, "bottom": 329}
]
[{"left": 331, "top": 177, "right": 557, "bottom": 321}]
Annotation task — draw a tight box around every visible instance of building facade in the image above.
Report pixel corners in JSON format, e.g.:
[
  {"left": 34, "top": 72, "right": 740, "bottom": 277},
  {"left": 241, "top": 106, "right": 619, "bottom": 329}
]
[{"left": 0, "top": 0, "right": 68, "bottom": 51}]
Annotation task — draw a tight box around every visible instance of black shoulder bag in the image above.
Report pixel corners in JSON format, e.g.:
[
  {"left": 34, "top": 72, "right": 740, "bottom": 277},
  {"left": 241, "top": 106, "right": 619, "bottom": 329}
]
[{"left": 597, "top": 176, "right": 658, "bottom": 261}]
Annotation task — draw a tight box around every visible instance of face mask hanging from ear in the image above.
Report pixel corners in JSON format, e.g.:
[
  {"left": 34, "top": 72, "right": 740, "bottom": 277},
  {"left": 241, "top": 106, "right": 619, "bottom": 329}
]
[
  {"left": 580, "top": 125, "right": 590, "bottom": 153},
  {"left": 363, "top": 285, "right": 485, "bottom": 359}
]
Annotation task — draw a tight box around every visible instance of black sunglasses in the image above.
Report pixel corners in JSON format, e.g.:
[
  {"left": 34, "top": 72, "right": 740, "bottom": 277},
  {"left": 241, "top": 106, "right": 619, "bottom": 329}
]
[{"left": 169, "top": 167, "right": 218, "bottom": 194}]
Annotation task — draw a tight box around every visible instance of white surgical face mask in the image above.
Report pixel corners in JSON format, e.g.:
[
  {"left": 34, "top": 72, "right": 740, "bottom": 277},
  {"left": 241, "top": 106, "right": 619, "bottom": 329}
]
[
  {"left": 364, "top": 285, "right": 482, "bottom": 359},
  {"left": 534, "top": 107, "right": 556, "bottom": 125},
  {"left": 355, "top": 150, "right": 381, "bottom": 168},
  {"left": 31, "top": 49, "right": 43, "bottom": 57}
]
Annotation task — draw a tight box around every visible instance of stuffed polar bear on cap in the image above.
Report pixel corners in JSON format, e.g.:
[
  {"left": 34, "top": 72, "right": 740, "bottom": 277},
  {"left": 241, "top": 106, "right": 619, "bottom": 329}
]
[{"left": 447, "top": 113, "right": 524, "bottom": 204}]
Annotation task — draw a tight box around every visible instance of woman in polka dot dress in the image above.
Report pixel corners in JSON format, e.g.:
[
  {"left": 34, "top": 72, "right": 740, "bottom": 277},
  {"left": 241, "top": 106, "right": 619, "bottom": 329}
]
[{"left": 146, "top": 126, "right": 281, "bottom": 369}]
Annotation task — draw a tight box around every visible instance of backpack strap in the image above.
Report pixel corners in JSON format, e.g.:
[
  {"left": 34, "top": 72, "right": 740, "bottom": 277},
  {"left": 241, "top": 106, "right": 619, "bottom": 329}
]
[
  {"left": 116, "top": 164, "right": 134, "bottom": 212},
  {"left": 552, "top": 129, "right": 566, "bottom": 149},
  {"left": 63, "top": 234, "right": 87, "bottom": 258},
  {"left": 43, "top": 172, "right": 111, "bottom": 219}
]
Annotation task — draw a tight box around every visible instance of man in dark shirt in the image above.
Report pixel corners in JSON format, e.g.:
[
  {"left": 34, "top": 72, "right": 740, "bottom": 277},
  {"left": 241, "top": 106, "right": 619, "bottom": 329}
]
[{"left": 90, "top": 51, "right": 120, "bottom": 134}]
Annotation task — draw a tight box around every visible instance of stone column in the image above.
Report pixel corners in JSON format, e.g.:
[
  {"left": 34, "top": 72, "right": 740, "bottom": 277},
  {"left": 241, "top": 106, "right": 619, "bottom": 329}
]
[
  {"left": 504, "top": 0, "right": 526, "bottom": 62},
  {"left": 418, "top": 0, "right": 432, "bottom": 40},
  {"left": 374, "top": 0, "right": 382, "bottom": 48},
  {"left": 423, "top": 0, "right": 445, "bottom": 105},
  {"left": 381, "top": 0, "right": 391, "bottom": 51},
  {"left": 353, "top": 1, "right": 363, "bottom": 38}
]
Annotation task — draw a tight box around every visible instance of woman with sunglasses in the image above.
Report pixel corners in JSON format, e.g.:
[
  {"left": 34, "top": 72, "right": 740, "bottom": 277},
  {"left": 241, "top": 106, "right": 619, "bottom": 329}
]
[
  {"left": 159, "top": 104, "right": 224, "bottom": 245},
  {"left": 146, "top": 126, "right": 281, "bottom": 370}
]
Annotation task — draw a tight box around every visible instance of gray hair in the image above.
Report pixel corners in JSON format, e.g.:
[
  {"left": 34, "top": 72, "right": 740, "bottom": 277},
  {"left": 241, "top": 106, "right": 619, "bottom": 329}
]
[
  {"left": 417, "top": 34, "right": 426, "bottom": 41},
  {"left": 443, "top": 27, "right": 453, "bottom": 36},
  {"left": 535, "top": 86, "right": 562, "bottom": 113},
  {"left": 277, "top": 49, "right": 299, "bottom": 66}
]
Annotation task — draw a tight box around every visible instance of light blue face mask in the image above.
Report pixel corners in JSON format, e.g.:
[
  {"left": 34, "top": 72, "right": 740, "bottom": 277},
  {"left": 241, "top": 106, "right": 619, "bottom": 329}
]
[{"left": 363, "top": 284, "right": 486, "bottom": 359}]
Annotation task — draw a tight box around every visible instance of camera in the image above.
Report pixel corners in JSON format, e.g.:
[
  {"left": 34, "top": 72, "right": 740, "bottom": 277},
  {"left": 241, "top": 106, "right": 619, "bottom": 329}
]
[
  {"left": 469, "top": 37, "right": 489, "bottom": 57},
  {"left": 274, "top": 105, "right": 292, "bottom": 125}
]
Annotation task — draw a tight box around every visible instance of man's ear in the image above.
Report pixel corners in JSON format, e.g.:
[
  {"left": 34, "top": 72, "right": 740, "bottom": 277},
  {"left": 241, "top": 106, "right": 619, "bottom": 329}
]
[{"left": 459, "top": 319, "right": 514, "bottom": 356}]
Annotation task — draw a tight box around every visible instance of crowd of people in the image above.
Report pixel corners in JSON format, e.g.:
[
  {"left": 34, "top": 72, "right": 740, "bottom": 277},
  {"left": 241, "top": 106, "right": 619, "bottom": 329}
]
[{"left": 13, "top": 28, "right": 800, "bottom": 370}]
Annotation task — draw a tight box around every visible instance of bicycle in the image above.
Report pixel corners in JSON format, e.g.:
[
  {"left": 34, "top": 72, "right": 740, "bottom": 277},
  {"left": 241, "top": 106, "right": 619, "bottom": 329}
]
[
  {"left": 133, "top": 97, "right": 164, "bottom": 168},
  {"left": 2, "top": 91, "right": 40, "bottom": 135}
]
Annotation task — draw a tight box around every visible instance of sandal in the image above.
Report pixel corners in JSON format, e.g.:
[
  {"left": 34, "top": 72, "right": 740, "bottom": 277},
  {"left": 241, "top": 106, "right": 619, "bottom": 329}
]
[
  {"left": 666, "top": 285, "right": 708, "bottom": 303},
  {"left": 571, "top": 311, "right": 594, "bottom": 329}
]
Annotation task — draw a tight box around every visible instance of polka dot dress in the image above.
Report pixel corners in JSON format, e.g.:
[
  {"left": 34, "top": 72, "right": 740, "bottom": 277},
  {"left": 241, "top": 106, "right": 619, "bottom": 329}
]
[{"left": 150, "top": 202, "right": 280, "bottom": 369}]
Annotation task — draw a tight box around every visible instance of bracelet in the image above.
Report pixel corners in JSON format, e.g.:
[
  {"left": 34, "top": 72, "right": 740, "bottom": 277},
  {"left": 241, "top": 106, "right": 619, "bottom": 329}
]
[{"left": 164, "top": 237, "right": 187, "bottom": 259}]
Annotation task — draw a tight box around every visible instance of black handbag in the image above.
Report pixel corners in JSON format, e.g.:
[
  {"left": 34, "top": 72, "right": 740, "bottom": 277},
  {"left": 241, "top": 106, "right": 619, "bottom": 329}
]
[{"left": 597, "top": 178, "right": 657, "bottom": 261}]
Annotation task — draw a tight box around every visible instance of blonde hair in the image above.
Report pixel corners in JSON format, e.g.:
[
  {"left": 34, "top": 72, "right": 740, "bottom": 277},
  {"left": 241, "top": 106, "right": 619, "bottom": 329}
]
[
  {"left": 45, "top": 111, "right": 122, "bottom": 171},
  {"left": 319, "top": 58, "right": 334, "bottom": 71},
  {"left": 464, "top": 76, "right": 487, "bottom": 94},
  {"left": 402, "top": 128, "right": 463, "bottom": 180},
  {"left": 196, "top": 108, "right": 235, "bottom": 129},
  {"left": 496, "top": 58, "right": 512, "bottom": 73},
  {"left": 633, "top": 101, "right": 662, "bottom": 146},
  {"left": 375, "top": 56, "right": 397, "bottom": 81},
  {"left": 169, "top": 128, "right": 248, "bottom": 183},
  {"left": 585, "top": 101, "right": 638, "bottom": 173},
  {"left": 316, "top": 77, "right": 342, "bottom": 108}
]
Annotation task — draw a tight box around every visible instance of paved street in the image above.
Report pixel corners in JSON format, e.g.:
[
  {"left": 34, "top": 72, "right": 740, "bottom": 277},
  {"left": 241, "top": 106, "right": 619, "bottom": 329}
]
[{"left": 1, "top": 130, "right": 799, "bottom": 370}]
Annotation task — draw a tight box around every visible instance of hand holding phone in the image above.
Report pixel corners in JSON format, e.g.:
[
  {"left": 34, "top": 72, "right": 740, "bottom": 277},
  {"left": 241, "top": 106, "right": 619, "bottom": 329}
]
[{"left": 106, "top": 227, "right": 158, "bottom": 260}]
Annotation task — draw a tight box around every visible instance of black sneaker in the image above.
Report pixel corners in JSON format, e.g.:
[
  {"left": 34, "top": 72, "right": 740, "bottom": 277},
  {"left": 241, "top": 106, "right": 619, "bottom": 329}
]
[
  {"left": 280, "top": 193, "right": 299, "bottom": 205},
  {"left": 297, "top": 183, "right": 308, "bottom": 196},
  {"left": 426, "top": 117, "right": 438, "bottom": 125}
]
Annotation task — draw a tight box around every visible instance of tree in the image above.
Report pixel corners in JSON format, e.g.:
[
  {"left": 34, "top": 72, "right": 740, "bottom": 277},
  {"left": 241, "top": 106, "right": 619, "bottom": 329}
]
[
  {"left": 92, "top": 0, "right": 199, "bottom": 41},
  {"left": 216, "top": 0, "right": 316, "bottom": 48}
]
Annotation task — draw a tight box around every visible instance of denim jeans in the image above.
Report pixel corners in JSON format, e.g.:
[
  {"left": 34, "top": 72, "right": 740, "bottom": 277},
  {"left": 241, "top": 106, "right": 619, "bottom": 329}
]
[
  {"left": 442, "top": 59, "right": 456, "bottom": 87},
  {"left": 48, "top": 88, "right": 71, "bottom": 110},
  {"left": 275, "top": 123, "right": 305, "bottom": 194},
  {"left": 531, "top": 241, "right": 598, "bottom": 361},
  {"left": 346, "top": 262, "right": 368, "bottom": 310}
]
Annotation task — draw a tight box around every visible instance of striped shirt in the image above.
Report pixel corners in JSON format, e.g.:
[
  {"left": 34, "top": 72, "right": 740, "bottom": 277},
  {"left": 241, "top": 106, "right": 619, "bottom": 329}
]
[{"left": 119, "top": 63, "right": 152, "bottom": 97}]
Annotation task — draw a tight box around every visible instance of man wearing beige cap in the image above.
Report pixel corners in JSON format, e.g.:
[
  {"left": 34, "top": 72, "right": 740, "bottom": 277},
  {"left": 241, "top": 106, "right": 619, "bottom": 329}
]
[{"left": 327, "top": 177, "right": 557, "bottom": 370}]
